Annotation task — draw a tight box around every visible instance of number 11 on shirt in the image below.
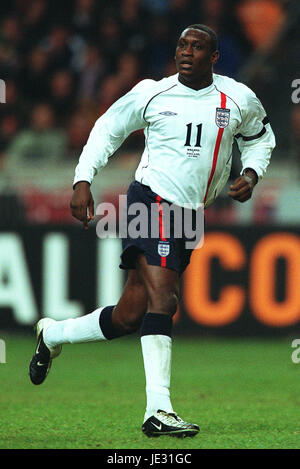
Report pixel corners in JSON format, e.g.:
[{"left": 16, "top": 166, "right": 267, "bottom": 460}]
[{"left": 184, "top": 123, "right": 202, "bottom": 147}]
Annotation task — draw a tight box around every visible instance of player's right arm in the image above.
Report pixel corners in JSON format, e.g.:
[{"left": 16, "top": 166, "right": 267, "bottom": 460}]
[
  {"left": 70, "top": 79, "right": 154, "bottom": 228},
  {"left": 70, "top": 181, "right": 94, "bottom": 230}
]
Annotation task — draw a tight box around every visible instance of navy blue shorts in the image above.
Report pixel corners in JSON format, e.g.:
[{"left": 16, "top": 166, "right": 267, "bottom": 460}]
[{"left": 119, "top": 181, "right": 198, "bottom": 275}]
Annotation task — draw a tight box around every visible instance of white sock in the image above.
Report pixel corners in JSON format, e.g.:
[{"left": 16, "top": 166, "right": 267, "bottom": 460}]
[
  {"left": 141, "top": 334, "right": 174, "bottom": 421},
  {"left": 44, "top": 307, "right": 107, "bottom": 347}
]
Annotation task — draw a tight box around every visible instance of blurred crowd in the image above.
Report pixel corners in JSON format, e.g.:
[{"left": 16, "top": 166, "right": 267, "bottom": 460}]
[{"left": 0, "top": 0, "right": 288, "bottom": 173}]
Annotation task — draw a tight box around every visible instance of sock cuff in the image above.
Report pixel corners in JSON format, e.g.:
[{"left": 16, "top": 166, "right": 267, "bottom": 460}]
[
  {"left": 140, "top": 313, "right": 172, "bottom": 338},
  {"left": 99, "top": 305, "right": 121, "bottom": 340}
]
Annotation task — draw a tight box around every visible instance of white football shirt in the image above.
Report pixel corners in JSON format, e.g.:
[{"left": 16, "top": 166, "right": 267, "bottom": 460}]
[{"left": 73, "top": 73, "right": 275, "bottom": 209}]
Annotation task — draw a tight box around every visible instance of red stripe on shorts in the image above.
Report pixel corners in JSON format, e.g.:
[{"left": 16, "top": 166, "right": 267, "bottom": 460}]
[{"left": 155, "top": 195, "right": 167, "bottom": 267}]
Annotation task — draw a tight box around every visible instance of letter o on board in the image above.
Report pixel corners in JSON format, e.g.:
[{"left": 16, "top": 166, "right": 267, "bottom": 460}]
[
  {"left": 183, "top": 232, "right": 245, "bottom": 326},
  {"left": 250, "top": 233, "right": 300, "bottom": 327}
]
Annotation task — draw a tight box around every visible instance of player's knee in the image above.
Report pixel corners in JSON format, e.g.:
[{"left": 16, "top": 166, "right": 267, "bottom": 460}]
[
  {"left": 165, "top": 291, "right": 179, "bottom": 317},
  {"left": 113, "top": 300, "right": 147, "bottom": 334},
  {"left": 117, "top": 314, "right": 144, "bottom": 334},
  {"left": 149, "top": 288, "right": 179, "bottom": 316}
]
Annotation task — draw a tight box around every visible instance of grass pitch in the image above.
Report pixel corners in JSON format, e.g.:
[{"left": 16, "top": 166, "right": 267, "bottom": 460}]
[{"left": 0, "top": 333, "right": 299, "bottom": 449}]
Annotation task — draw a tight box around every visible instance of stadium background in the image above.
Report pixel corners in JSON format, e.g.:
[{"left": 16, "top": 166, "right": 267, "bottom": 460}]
[
  {"left": 0, "top": 0, "right": 299, "bottom": 335},
  {"left": 0, "top": 0, "right": 300, "bottom": 450}
]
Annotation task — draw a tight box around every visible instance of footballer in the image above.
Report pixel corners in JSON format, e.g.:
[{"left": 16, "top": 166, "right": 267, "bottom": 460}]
[{"left": 29, "top": 24, "right": 275, "bottom": 438}]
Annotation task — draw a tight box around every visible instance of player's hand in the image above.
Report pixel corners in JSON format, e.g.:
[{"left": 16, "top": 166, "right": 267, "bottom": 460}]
[
  {"left": 228, "top": 169, "right": 258, "bottom": 203},
  {"left": 70, "top": 181, "right": 95, "bottom": 229}
]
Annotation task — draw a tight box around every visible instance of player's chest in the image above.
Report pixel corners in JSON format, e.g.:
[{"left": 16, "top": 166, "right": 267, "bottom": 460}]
[{"left": 145, "top": 92, "right": 241, "bottom": 144}]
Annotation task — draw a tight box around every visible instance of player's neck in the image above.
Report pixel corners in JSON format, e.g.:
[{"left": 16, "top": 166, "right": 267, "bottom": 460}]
[{"left": 178, "top": 72, "right": 213, "bottom": 91}]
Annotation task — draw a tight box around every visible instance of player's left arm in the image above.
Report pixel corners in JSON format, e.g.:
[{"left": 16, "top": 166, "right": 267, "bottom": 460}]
[
  {"left": 228, "top": 167, "right": 258, "bottom": 202},
  {"left": 228, "top": 89, "right": 276, "bottom": 203}
]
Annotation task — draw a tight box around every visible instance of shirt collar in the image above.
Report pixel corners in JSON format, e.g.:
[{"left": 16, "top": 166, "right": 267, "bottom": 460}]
[{"left": 175, "top": 73, "right": 216, "bottom": 96}]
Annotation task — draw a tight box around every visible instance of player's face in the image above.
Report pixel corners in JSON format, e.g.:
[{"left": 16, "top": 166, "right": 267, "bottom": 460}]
[{"left": 175, "top": 29, "right": 219, "bottom": 85}]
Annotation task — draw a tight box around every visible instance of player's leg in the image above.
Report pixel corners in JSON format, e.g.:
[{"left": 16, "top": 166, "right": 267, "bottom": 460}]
[
  {"left": 111, "top": 269, "right": 148, "bottom": 334},
  {"left": 136, "top": 254, "right": 199, "bottom": 437},
  {"left": 29, "top": 269, "right": 148, "bottom": 385},
  {"left": 137, "top": 254, "right": 178, "bottom": 416},
  {"left": 45, "top": 268, "right": 147, "bottom": 344}
]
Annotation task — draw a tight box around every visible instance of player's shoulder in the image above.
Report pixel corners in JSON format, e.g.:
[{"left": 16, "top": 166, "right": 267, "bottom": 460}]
[
  {"left": 213, "top": 73, "right": 257, "bottom": 108},
  {"left": 131, "top": 75, "right": 178, "bottom": 98}
]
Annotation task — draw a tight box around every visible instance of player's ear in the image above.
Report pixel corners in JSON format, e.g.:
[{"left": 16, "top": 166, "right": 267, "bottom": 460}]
[{"left": 211, "top": 50, "right": 219, "bottom": 65}]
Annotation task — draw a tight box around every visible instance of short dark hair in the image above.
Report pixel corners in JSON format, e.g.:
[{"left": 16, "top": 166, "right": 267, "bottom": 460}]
[{"left": 183, "top": 24, "right": 218, "bottom": 52}]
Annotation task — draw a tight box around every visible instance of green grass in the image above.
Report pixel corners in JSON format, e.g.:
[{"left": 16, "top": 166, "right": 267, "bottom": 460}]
[{"left": 0, "top": 334, "right": 299, "bottom": 449}]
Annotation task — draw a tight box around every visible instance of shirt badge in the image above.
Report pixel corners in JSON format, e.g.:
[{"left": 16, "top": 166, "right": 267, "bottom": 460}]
[
  {"left": 158, "top": 241, "right": 170, "bottom": 257},
  {"left": 215, "top": 108, "right": 230, "bottom": 128}
]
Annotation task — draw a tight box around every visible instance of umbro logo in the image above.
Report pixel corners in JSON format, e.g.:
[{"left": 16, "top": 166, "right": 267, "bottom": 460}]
[{"left": 159, "top": 111, "right": 177, "bottom": 116}]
